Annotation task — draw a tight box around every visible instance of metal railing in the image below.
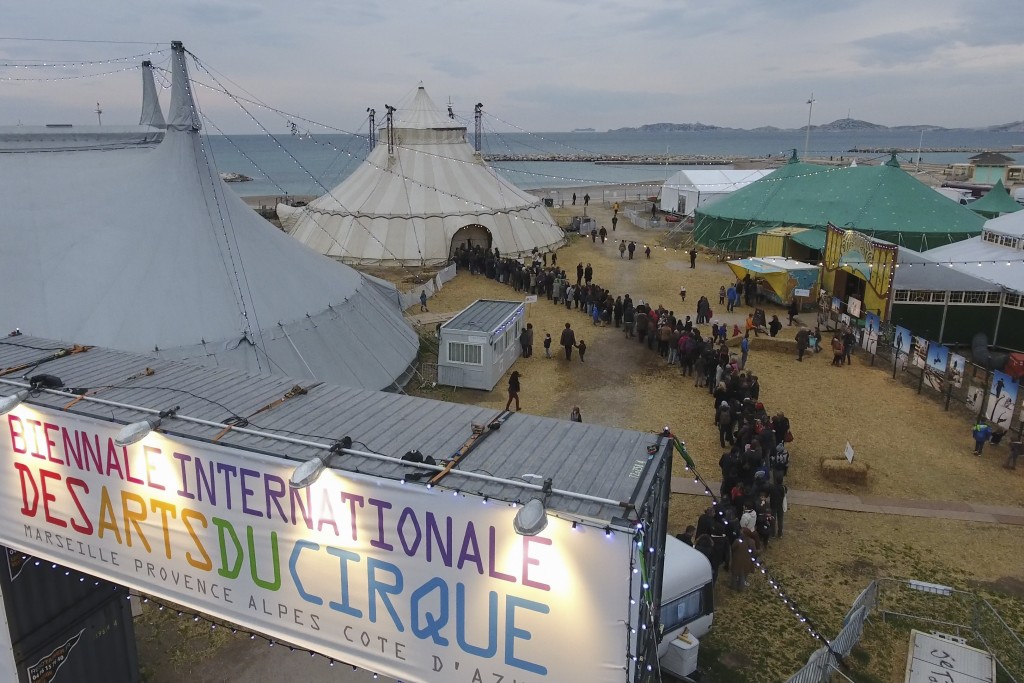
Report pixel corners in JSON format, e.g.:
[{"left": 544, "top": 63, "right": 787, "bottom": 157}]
[{"left": 784, "top": 578, "right": 1023, "bottom": 683}]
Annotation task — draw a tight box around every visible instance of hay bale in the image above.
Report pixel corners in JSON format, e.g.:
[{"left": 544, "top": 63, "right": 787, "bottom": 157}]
[{"left": 819, "top": 455, "right": 869, "bottom": 485}]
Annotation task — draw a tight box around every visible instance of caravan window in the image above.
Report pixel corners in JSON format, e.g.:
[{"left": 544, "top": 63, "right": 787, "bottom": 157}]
[
  {"left": 660, "top": 584, "right": 714, "bottom": 634},
  {"left": 448, "top": 342, "right": 482, "bottom": 365}
]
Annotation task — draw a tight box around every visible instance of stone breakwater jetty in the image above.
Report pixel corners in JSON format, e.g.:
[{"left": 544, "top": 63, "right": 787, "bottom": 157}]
[
  {"left": 483, "top": 153, "right": 741, "bottom": 165},
  {"left": 848, "top": 147, "right": 1020, "bottom": 154}
]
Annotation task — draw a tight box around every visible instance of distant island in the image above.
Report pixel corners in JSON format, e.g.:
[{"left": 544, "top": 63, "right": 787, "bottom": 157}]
[
  {"left": 605, "top": 118, "right": 1024, "bottom": 133},
  {"left": 571, "top": 127, "right": 596, "bottom": 132}
]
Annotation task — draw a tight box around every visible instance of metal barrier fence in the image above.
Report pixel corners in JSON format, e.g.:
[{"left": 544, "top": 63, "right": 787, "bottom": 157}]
[
  {"left": 398, "top": 262, "right": 458, "bottom": 310},
  {"left": 814, "top": 295, "right": 1024, "bottom": 442},
  {"left": 784, "top": 578, "right": 1022, "bottom": 683}
]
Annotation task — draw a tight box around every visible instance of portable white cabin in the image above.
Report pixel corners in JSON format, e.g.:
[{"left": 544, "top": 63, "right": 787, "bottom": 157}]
[
  {"left": 438, "top": 299, "right": 525, "bottom": 390},
  {"left": 661, "top": 169, "right": 772, "bottom": 216}
]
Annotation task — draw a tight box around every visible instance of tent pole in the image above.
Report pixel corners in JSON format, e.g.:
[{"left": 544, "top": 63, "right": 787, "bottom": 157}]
[
  {"left": 938, "top": 291, "right": 949, "bottom": 344},
  {"left": 992, "top": 288, "right": 1005, "bottom": 347}
]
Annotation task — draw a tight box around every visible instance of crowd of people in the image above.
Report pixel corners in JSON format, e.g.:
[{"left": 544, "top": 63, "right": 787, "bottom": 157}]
[{"left": 674, "top": 347, "right": 794, "bottom": 589}]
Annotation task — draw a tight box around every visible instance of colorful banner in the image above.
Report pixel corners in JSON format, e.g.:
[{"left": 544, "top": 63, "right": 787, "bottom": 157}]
[
  {"left": 893, "top": 326, "right": 912, "bottom": 371},
  {"left": 986, "top": 371, "right": 1019, "bottom": 428},
  {"left": 924, "top": 342, "right": 949, "bottom": 392},
  {"left": 0, "top": 406, "right": 635, "bottom": 683}
]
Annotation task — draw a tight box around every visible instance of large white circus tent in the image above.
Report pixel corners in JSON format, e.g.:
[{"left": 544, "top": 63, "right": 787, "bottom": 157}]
[
  {"left": 278, "top": 86, "right": 564, "bottom": 266},
  {"left": 0, "top": 42, "right": 418, "bottom": 391}
]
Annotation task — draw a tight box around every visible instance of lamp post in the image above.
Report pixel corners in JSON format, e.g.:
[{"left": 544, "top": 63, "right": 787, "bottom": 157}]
[{"left": 803, "top": 93, "right": 815, "bottom": 161}]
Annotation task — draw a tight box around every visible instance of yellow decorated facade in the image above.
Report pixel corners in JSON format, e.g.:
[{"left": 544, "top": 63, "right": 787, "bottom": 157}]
[{"left": 821, "top": 225, "right": 898, "bottom": 320}]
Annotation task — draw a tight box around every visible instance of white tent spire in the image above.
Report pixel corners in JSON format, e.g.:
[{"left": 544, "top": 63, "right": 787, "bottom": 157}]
[
  {"left": 139, "top": 60, "right": 166, "bottom": 129},
  {"left": 167, "top": 41, "right": 201, "bottom": 132}
]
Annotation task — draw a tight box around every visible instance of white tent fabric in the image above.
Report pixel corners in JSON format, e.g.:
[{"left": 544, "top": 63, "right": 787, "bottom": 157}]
[
  {"left": 923, "top": 210, "right": 1024, "bottom": 293},
  {"left": 660, "top": 169, "right": 772, "bottom": 215},
  {"left": 139, "top": 60, "right": 166, "bottom": 128},
  {"left": 280, "top": 86, "right": 564, "bottom": 266},
  {"left": 0, "top": 42, "right": 418, "bottom": 391},
  {"left": 0, "top": 61, "right": 164, "bottom": 152}
]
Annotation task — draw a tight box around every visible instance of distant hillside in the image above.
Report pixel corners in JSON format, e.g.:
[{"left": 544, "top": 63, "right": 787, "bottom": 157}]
[
  {"left": 987, "top": 120, "right": 1024, "bottom": 132},
  {"left": 607, "top": 118, "right": 1024, "bottom": 133},
  {"left": 609, "top": 122, "right": 724, "bottom": 133}
]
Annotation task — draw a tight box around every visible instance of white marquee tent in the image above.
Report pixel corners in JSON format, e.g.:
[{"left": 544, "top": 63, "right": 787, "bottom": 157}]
[
  {"left": 0, "top": 42, "right": 419, "bottom": 391},
  {"left": 279, "top": 87, "right": 564, "bottom": 266},
  {"left": 660, "top": 169, "right": 773, "bottom": 216},
  {"left": 924, "top": 208, "right": 1024, "bottom": 293}
]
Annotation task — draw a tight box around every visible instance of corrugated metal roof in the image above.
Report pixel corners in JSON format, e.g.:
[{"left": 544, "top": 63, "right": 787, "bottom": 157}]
[
  {"left": 443, "top": 300, "right": 524, "bottom": 334},
  {"left": 0, "top": 336, "right": 667, "bottom": 524}
]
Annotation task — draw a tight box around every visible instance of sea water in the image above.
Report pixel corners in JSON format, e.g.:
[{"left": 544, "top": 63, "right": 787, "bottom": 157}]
[{"left": 205, "top": 129, "right": 1023, "bottom": 198}]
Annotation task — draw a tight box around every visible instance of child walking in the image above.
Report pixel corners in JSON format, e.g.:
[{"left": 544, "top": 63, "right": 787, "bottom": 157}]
[
  {"left": 543, "top": 333, "right": 552, "bottom": 358},
  {"left": 576, "top": 339, "right": 587, "bottom": 362}
]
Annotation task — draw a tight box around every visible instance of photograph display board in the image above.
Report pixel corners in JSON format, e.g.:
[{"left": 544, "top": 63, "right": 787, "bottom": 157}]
[
  {"left": 893, "top": 326, "right": 911, "bottom": 358},
  {"left": 911, "top": 337, "right": 929, "bottom": 369},
  {"left": 923, "top": 342, "right": 949, "bottom": 392},
  {"left": 966, "top": 385, "right": 984, "bottom": 411},
  {"left": 862, "top": 312, "right": 880, "bottom": 354},
  {"left": 0, "top": 406, "right": 635, "bottom": 683},
  {"left": 986, "top": 371, "right": 1019, "bottom": 428},
  {"left": 948, "top": 354, "right": 966, "bottom": 389},
  {"left": 847, "top": 297, "right": 862, "bottom": 318}
]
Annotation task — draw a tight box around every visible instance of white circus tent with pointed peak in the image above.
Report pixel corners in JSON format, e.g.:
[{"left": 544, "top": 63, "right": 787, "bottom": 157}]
[
  {"left": 0, "top": 41, "right": 418, "bottom": 391},
  {"left": 278, "top": 86, "right": 565, "bottom": 266}
]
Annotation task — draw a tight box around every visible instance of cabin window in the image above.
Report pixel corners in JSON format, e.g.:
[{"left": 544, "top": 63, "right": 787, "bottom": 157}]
[
  {"left": 948, "top": 291, "right": 964, "bottom": 303},
  {"left": 448, "top": 342, "right": 482, "bottom": 365},
  {"left": 660, "top": 584, "right": 714, "bottom": 634},
  {"left": 986, "top": 292, "right": 1002, "bottom": 304},
  {"left": 1005, "top": 293, "right": 1021, "bottom": 309},
  {"left": 893, "top": 290, "right": 910, "bottom": 302}
]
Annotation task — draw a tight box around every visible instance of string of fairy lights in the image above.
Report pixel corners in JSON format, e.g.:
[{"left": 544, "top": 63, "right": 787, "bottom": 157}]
[
  {"left": 664, "top": 430, "right": 844, "bottom": 663},
  {"left": 7, "top": 46, "right": 1023, "bottom": 277}
]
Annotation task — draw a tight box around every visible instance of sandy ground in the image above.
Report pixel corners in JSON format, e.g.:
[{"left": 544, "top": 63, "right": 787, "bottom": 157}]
[{"left": 139, "top": 201, "right": 1023, "bottom": 683}]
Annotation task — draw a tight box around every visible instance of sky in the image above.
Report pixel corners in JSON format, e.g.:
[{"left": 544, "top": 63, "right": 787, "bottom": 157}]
[{"left": 2, "top": 0, "right": 1023, "bottom": 134}]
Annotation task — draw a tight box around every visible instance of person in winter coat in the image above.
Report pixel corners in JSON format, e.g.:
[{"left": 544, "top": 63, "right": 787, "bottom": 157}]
[
  {"left": 505, "top": 371, "right": 521, "bottom": 411},
  {"left": 576, "top": 339, "right": 587, "bottom": 362},
  {"left": 570, "top": 406, "right": 583, "bottom": 422},
  {"left": 419, "top": 289, "right": 428, "bottom": 312},
  {"left": 795, "top": 327, "right": 810, "bottom": 361},
  {"left": 730, "top": 528, "right": 760, "bottom": 590},
  {"left": 717, "top": 401, "right": 734, "bottom": 447},
  {"left": 769, "top": 315, "right": 782, "bottom": 337},
  {"left": 519, "top": 327, "right": 530, "bottom": 358},
  {"left": 769, "top": 480, "right": 787, "bottom": 538},
  {"left": 560, "top": 323, "right": 576, "bottom": 360},
  {"left": 972, "top": 421, "right": 992, "bottom": 455},
  {"left": 543, "top": 333, "right": 552, "bottom": 358}
]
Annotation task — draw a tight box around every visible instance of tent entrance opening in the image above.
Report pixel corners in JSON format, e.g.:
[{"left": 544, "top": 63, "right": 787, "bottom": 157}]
[
  {"left": 451, "top": 224, "right": 492, "bottom": 257},
  {"left": 833, "top": 269, "right": 866, "bottom": 303}
]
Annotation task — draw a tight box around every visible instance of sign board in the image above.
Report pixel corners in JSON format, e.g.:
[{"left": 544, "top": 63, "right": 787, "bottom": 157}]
[
  {"left": 847, "top": 297, "right": 862, "bottom": 318},
  {"left": 0, "top": 406, "right": 636, "bottom": 683},
  {"left": 793, "top": 288, "right": 811, "bottom": 297},
  {"left": 844, "top": 442, "right": 855, "bottom": 463},
  {"left": 904, "top": 630, "right": 994, "bottom": 683},
  {"left": 524, "top": 295, "right": 538, "bottom": 304}
]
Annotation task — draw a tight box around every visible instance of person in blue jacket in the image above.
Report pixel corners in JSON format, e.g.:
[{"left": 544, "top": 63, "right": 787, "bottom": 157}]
[{"left": 972, "top": 420, "right": 992, "bottom": 456}]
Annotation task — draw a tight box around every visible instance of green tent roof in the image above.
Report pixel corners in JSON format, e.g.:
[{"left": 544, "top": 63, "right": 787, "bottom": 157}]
[
  {"left": 968, "top": 180, "right": 1022, "bottom": 219},
  {"left": 790, "top": 229, "right": 826, "bottom": 250},
  {"left": 693, "top": 157, "right": 985, "bottom": 252}
]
